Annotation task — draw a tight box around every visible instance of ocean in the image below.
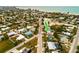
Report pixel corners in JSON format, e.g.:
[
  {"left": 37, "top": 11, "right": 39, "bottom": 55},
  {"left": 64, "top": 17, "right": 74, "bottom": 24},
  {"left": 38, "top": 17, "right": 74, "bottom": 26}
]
[{"left": 17, "top": 6, "right": 79, "bottom": 15}]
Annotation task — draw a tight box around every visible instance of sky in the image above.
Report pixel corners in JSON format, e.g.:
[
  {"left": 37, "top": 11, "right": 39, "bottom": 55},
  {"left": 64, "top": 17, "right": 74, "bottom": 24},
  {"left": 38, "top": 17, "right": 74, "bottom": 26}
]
[{"left": 16, "top": 6, "right": 79, "bottom": 15}]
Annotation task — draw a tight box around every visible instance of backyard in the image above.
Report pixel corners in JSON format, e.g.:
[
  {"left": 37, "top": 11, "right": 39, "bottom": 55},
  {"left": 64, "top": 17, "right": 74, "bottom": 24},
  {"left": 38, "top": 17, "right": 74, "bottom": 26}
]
[{"left": 0, "top": 39, "right": 15, "bottom": 53}]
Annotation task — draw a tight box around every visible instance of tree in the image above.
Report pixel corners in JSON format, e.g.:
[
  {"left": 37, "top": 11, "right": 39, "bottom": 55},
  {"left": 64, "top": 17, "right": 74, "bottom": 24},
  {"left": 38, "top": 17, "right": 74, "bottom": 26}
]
[
  {"left": 71, "top": 27, "right": 77, "bottom": 36},
  {"left": 3, "top": 32, "right": 9, "bottom": 40},
  {"left": 76, "top": 45, "right": 79, "bottom": 53}
]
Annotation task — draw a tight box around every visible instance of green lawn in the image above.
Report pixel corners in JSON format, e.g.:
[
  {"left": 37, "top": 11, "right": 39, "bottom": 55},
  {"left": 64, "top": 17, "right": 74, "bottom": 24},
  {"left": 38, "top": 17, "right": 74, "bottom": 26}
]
[{"left": 0, "top": 40, "right": 15, "bottom": 53}]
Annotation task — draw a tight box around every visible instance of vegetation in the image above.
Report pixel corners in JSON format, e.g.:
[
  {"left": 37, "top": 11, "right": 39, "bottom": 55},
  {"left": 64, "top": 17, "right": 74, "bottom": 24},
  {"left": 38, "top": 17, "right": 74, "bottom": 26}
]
[
  {"left": 17, "top": 37, "right": 37, "bottom": 52},
  {"left": 0, "top": 40, "right": 15, "bottom": 53},
  {"left": 76, "top": 45, "right": 79, "bottom": 53}
]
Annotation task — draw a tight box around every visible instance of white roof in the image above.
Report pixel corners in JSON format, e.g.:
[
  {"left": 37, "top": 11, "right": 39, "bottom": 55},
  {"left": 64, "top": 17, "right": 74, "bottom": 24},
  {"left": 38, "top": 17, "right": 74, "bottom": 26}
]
[
  {"left": 47, "top": 42, "right": 56, "bottom": 50},
  {"left": 44, "top": 18, "right": 50, "bottom": 21},
  {"left": 8, "top": 32, "right": 17, "bottom": 36},
  {"left": 59, "top": 17, "right": 65, "bottom": 19},
  {"left": 16, "top": 34, "right": 25, "bottom": 40},
  {"left": 66, "top": 28, "right": 70, "bottom": 31},
  {"left": 63, "top": 32, "right": 70, "bottom": 36},
  {"left": 27, "top": 26, "right": 33, "bottom": 29},
  {"left": 0, "top": 25, "right": 6, "bottom": 28},
  {"left": 52, "top": 51, "right": 58, "bottom": 53},
  {"left": 18, "top": 28, "right": 25, "bottom": 32},
  {"left": 1, "top": 27, "right": 10, "bottom": 31}
]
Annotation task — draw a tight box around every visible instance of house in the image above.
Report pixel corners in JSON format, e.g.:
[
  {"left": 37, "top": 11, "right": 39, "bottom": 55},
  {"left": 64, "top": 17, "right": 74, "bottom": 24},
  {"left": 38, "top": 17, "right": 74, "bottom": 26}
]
[
  {"left": 59, "top": 17, "right": 65, "bottom": 20},
  {"left": 18, "top": 28, "right": 26, "bottom": 33},
  {"left": 0, "top": 25, "right": 6, "bottom": 28},
  {"left": 1, "top": 27, "right": 10, "bottom": 31},
  {"left": 16, "top": 34, "right": 25, "bottom": 41},
  {"left": 66, "top": 28, "right": 71, "bottom": 32},
  {"left": 7, "top": 31, "right": 17, "bottom": 37},
  {"left": 30, "top": 27, "right": 35, "bottom": 32},
  {"left": 62, "top": 32, "right": 71, "bottom": 36},
  {"left": 59, "top": 34, "right": 68, "bottom": 43},
  {"left": 47, "top": 42, "right": 57, "bottom": 50},
  {"left": 24, "top": 31, "right": 33, "bottom": 38},
  {"left": 52, "top": 51, "right": 58, "bottom": 53},
  {"left": 27, "top": 26, "right": 33, "bottom": 29}
]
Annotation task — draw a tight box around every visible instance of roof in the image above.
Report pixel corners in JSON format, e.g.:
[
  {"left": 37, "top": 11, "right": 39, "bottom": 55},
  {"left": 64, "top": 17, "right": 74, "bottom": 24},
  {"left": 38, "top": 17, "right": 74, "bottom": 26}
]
[
  {"left": 31, "top": 27, "right": 35, "bottom": 31},
  {"left": 0, "top": 25, "right": 6, "bottom": 28},
  {"left": 47, "top": 42, "right": 57, "bottom": 50},
  {"left": 59, "top": 17, "right": 65, "bottom": 19},
  {"left": 8, "top": 32, "right": 17, "bottom": 36},
  {"left": 60, "top": 34, "right": 68, "bottom": 42},
  {"left": 62, "top": 32, "right": 71, "bottom": 36},
  {"left": 18, "top": 28, "right": 26, "bottom": 32},
  {"left": 24, "top": 31, "right": 33, "bottom": 36},
  {"left": 16, "top": 34, "right": 25, "bottom": 40},
  {"left": 52, "top": 51, "right": 58, "bottom": 53},
  {"left": 1, "top": 27, "right": 10, "bottom": 31},
  {"left": 27, "top": 26, "right": 33, "bottom": 29}
]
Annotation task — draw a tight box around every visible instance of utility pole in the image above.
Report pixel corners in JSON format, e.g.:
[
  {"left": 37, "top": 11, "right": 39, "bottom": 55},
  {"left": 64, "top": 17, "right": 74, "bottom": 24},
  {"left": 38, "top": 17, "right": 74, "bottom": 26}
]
[{"left": 37, "top": 18, "right": 43, "bottom": 53}]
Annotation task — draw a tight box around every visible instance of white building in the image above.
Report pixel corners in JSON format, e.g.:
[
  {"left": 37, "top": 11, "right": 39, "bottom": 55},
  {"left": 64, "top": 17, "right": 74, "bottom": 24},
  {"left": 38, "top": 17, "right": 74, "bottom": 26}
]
[
  {"left": 62, "top": 32, "right": 71, "bottom": 36},
  {"left": 18, "top": 28, "right": 26, "bottom": 33},
  {"left": 1, "top": 27, "right": 10, "bottom": 31},
  {"left": 7, "top": 31, "right": 17, "bottom": 37},
  {"left": 52, "top": 51, "right": 58, "bottom": 53},
  {"left": 47, "top": 42, "right": 57, "bottom": 50},
  {"left": 16, "top": 34, "right": 25, "bottom": 40},
  {"left": 27, "top": 26, "right": 33, "bottom": 29}
]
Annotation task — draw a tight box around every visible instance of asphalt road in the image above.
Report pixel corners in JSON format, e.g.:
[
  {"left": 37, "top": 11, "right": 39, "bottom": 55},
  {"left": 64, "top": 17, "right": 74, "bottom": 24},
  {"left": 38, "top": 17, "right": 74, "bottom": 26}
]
[
  {"left": 69, "top": 26, "right": 79, "bottom": 53},
  {"left": 37, "top": 18, "right": 43, "bottom": 53}
]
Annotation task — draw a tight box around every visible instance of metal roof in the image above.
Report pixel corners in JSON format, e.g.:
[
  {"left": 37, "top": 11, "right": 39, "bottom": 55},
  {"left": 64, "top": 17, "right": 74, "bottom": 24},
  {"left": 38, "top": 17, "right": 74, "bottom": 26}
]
[
  {"left": 24, "top": 31, "right": 33, "bottom": 36},
  {"left": 47, "top": 42, "right": 57, "bottom": 50}
]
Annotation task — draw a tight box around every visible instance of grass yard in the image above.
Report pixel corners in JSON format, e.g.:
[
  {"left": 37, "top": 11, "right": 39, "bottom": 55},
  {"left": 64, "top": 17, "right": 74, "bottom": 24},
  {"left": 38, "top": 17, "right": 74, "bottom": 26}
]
[
  {"left": 17, "top": 37, "right": 37, "bottom": 51},
  {"left": 0, "top": 39, "right": 15, "bottom": 53}
]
